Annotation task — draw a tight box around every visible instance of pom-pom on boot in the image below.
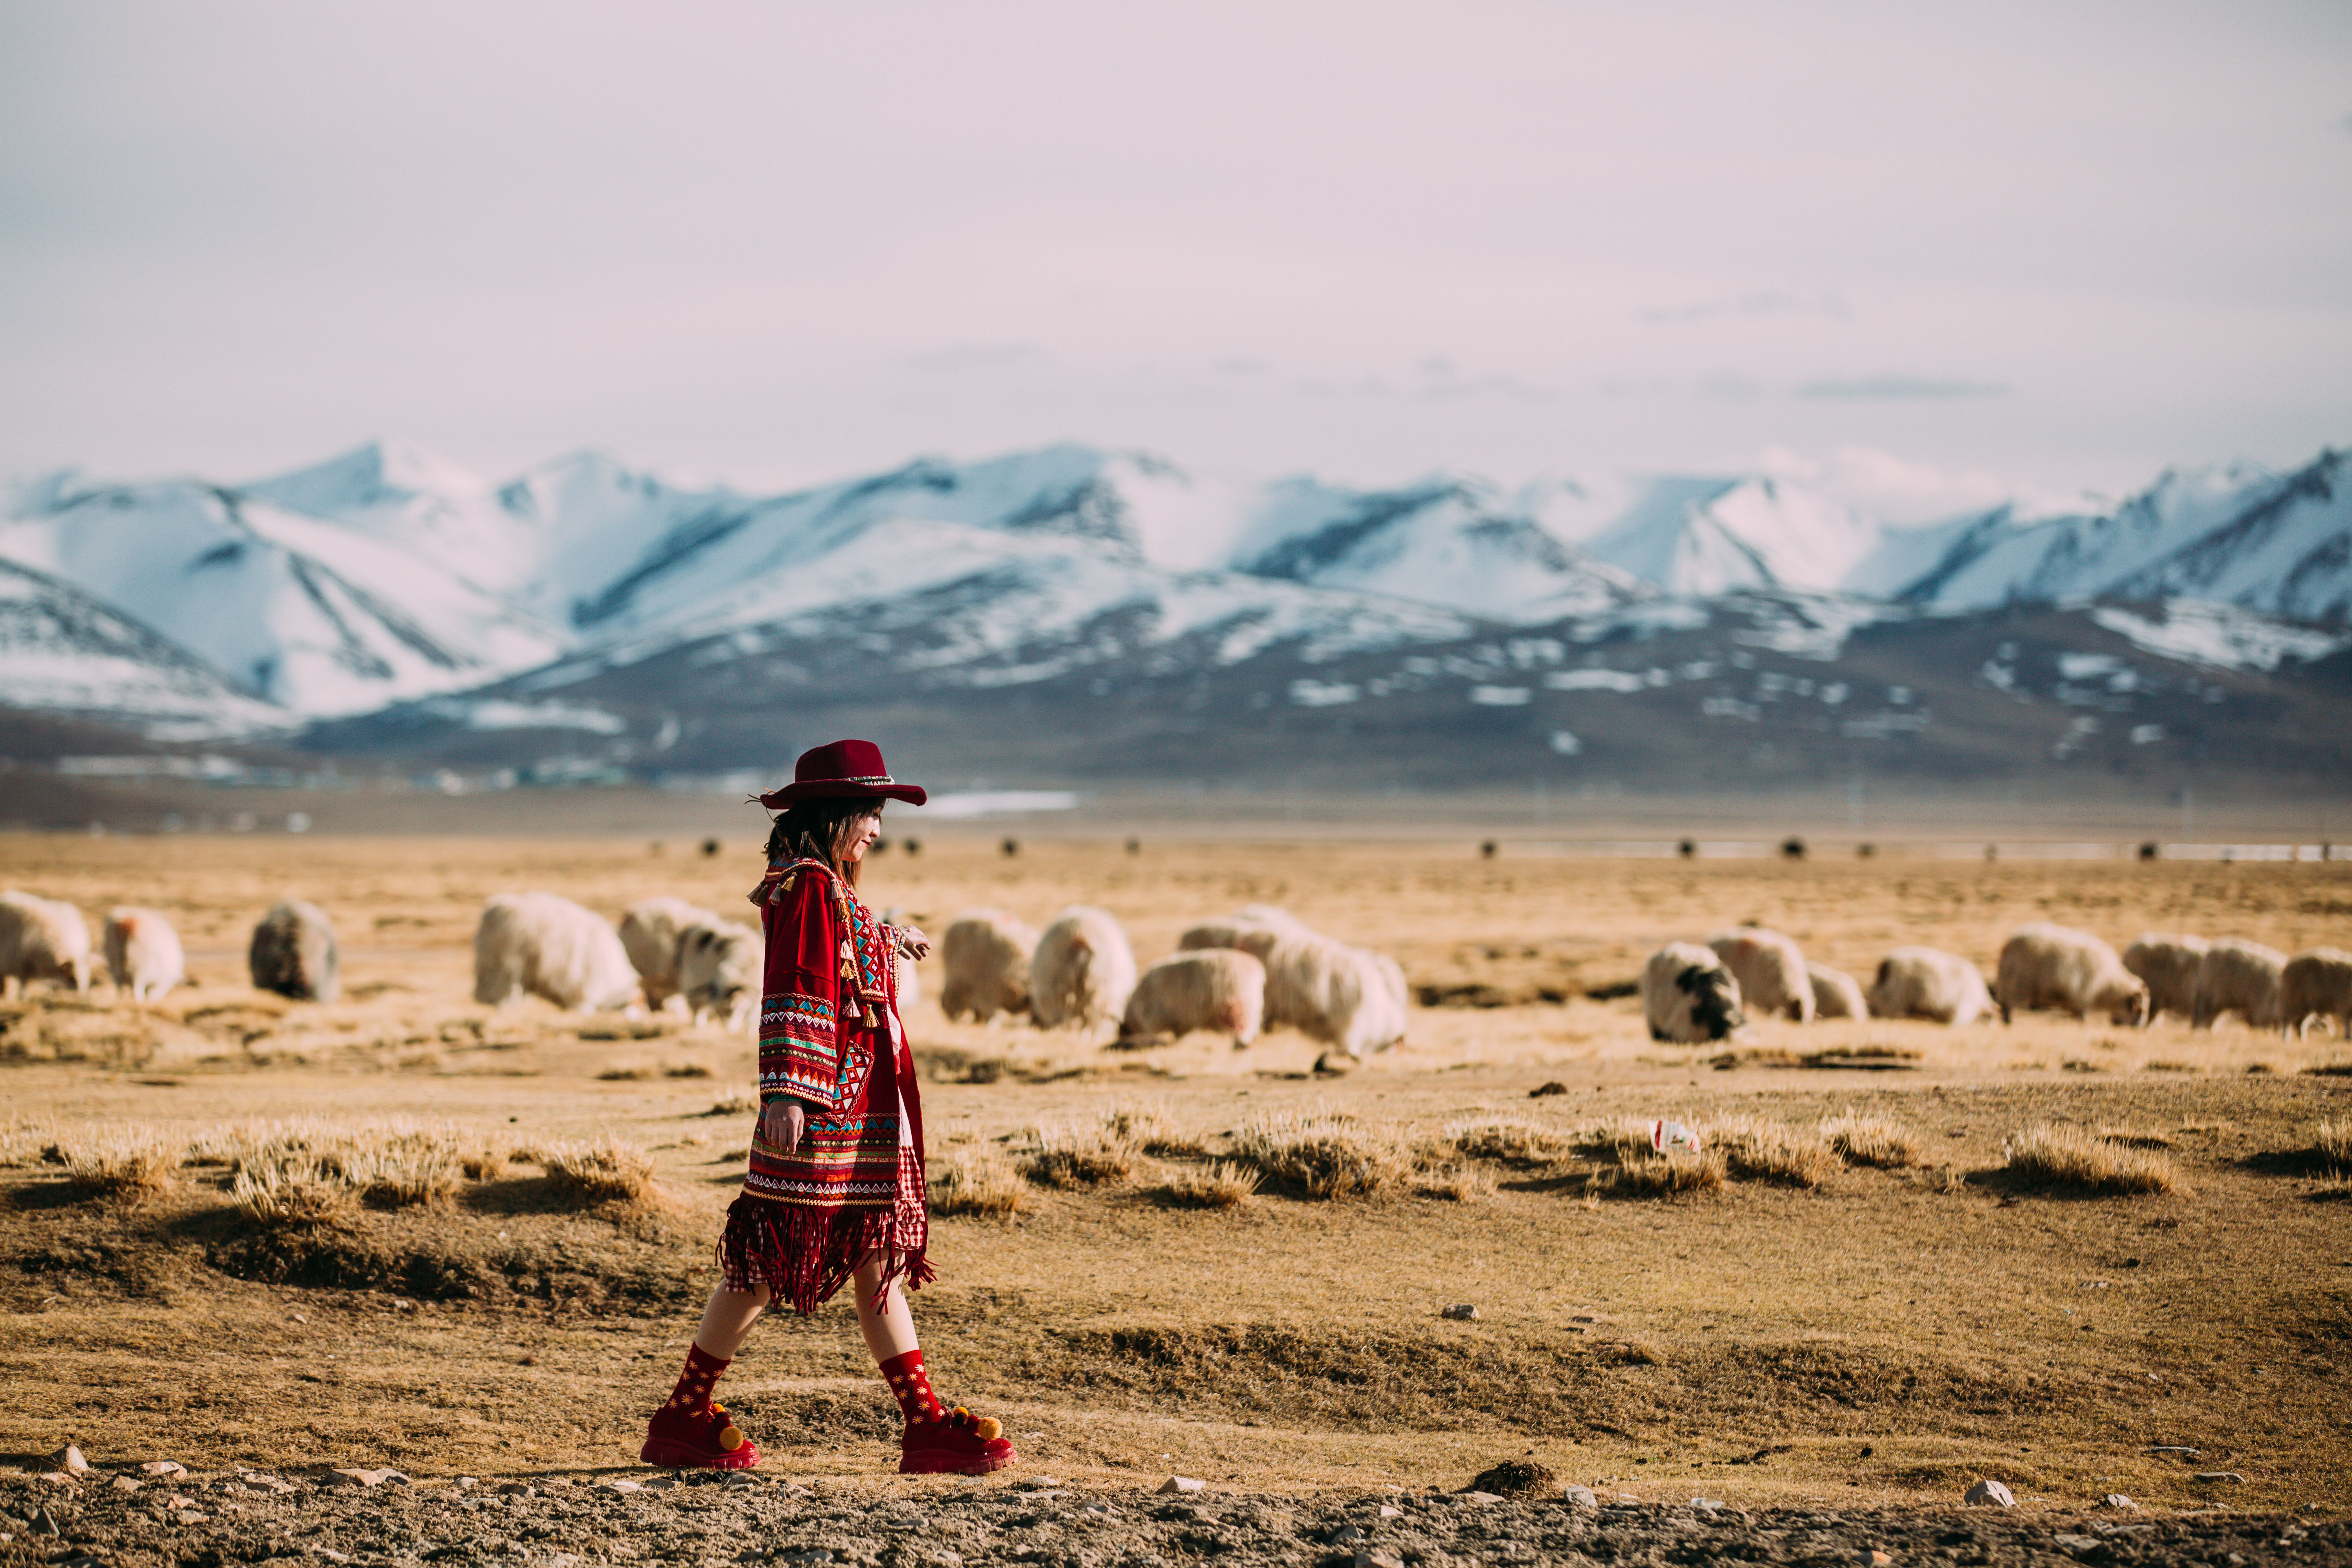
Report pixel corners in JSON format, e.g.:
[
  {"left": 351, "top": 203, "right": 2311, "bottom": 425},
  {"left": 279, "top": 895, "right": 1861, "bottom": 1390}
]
[
  {"left": 641, "top": 1400, "right": 762, "bottom": 1470},
  {"left": 899, "top": 1406, "right": 1016, "bottom": 1476}
]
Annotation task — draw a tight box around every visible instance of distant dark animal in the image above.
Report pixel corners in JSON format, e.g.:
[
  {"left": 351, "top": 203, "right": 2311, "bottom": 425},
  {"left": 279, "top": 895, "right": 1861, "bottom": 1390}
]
[{"left": 249, "top": 899, "right": 340, "bottom": 1003}]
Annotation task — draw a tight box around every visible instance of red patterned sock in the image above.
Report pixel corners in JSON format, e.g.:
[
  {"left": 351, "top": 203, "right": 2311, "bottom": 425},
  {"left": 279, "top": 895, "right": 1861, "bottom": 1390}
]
[
  {"left": 664, "top": 1342, "right": 730, "bottom": 1416},
  {"left": 878, "top": 1348, "right": 946, "bottom": 1425}
]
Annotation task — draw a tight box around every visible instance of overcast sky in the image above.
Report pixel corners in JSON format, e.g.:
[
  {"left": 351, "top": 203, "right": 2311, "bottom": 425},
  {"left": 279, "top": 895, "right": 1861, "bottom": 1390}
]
[{"left": 2, "top": 0, "right": 2348, "bottom": 507}]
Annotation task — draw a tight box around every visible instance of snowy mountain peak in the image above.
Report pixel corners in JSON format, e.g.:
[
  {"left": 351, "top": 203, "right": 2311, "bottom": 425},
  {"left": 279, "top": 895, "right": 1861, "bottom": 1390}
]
[{"left": 243, "top": 438, "right": 487, "bottom": 517}]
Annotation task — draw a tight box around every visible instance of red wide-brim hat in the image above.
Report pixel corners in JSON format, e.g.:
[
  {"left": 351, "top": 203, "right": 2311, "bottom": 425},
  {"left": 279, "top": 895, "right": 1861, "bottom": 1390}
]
[{"left": 757, "top": 739, "right": 927, "bottom": 809}]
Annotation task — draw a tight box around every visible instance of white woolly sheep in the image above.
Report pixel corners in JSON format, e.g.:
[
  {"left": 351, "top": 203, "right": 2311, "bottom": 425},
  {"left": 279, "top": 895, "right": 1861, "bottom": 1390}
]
[
  {"left": 1866, "top": 946, "right": 1995, "bottom": 1025},
  {"left": 1119, "top": 949, "right": 1267, "bottom": 1047},
  {"left": 2123, "top": 934, "right": 2209, "bottom": 1026},
  {"left": 619, "top": 896, "right": 722, "bottom": 1011},
  {"left": 2193, "top": 938, "right": 2287, "bottom": 1031},
  {"left": 1178, "top": 905, "right": 1307, "bottom": 963},
  {"left": 1806, "top": 960, "right": 1868, "bottom": 1020},
  {"left": 2281, "top": 948, "right": 2352, "bottom": 1039},
  {"left": 675, "top": 918, "right": 760, "bottom": 1032},
  {"left": 1642, "top": 941, "right": 1745, "bottom": 1044},
  {"left": 474, "top": 892, "right": 640, "bottom": 1012},
  {"left": 1995, "top": 922, "right": 2149, "bottom": 1027},
  {"left": 940, "top": 909, "right": 1038, "bottom": 1022},
  {"left": 104, "top": 906, "right": 185, "bottom": 1004},
  {"left": 0, "top": 890, "right": 94, "bottom": 998},
  {"left": 249, "top": 900, "right": 339, "bottom": 1003},
  {"left": 1708, "top": 927, "right": 1815, "bottom": 1022},
  {"left": 1260, "top": 934, "right": 1407, "bottom": 1057},
  {"left": 1029, "top": 906, "right": 1138, "bottom": 1032}
]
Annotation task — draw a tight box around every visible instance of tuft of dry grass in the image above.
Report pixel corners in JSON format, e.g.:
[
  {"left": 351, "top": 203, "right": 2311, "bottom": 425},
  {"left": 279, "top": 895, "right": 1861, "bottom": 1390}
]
[
  {"left": 1820, "top": 1114, "right": 1922, "bottom": 1169},
  {"left": 929, "top": 1147, "right": 1029, "bottom": 1220},
  {"left": 1231, "top": 1108, "right": 1410, "bottom": 1200},
  {"left": 1594, "top": 1150, "right": 1727, "bottom": 1198},
  {"left": 2097, "top": 1126, "right": 2174, "bottom": 1150},
  {"left": 532, "top": 1137, "right": 660, "bottom": 1205},
  {"left": 1152, "top": 1160, "right": 1262, "bottom": 1210},
  {"left": 703, "top": 1089, "right": 758, "bottom": 1117},
  {"left": 54, "top": 1126, "right": 185, "bottom": 1199},
  {"left": 0, "top": 1115, "right": 61, "bottom": 1169},
  {"left": 231, "top": 1156, "right": 353, "bottom": 1226},
  {"left": 1708, "top": 1115, "right": 1842, "bottom": 1189},
  {"left": 1101, "top": 1099, "right": 1207, "bottom": 1157},
  {"left": 1018, "top": 1123, "right": 1136, "bottom": 1189},
  {"left": 1569, "top": 1118, "right": 1663, "bottom": 1165},
  {"left": 2001, "top": 1123, "right": 2180, "bottom": 1195},
  {"left": 2317, "top": 1119, "right": 2351, "bottom": 1177},
  {"left": 1448, "top": 1118, "right": 1578, "bottom": 1166}
]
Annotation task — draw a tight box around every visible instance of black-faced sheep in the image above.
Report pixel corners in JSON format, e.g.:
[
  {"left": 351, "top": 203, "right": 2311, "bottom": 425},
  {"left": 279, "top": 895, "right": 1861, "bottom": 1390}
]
[
  {"left": 1708, "top": 927, "right": 1814, "bottom": 1022},
  {"left": 249, "top": 900, "right": 340, "bottom": 1003},
  {"left": 104, "top": 906, "right": 185, "bottom": 1004},
  {"left": 940, "top": 909, "right": 1038, "bottom": 1022},
  {"left": 1119, "top": 949, "right": 1267, "bottom": 1047},
  {"left": 1029, "top": 906, "right": 1137, "bottom": 1032},
  {"left": 473, "top": 892, "right": 639, "bottom": 1011},
  {"left": 1995, "top": 922, "right": 2149, "bottom": 1026},
  {"left": 1866, "top": 946, "right": 1994, "bottom": 1025},
  {"left": 1642, "top": 941, "right": 1745, "bottom": 1043},
  {"left": 0, "top": 890, "right": 93, "bottom": 998}
]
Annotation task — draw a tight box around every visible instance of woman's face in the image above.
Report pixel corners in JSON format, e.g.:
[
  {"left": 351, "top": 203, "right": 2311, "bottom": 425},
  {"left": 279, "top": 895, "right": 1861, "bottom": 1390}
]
[{"left": 841, "top": 808, "right": 884, "bottom": 864}]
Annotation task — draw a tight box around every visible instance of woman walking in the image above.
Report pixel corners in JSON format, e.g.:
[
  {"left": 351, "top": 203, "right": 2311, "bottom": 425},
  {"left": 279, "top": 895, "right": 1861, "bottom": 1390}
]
[{"left": 640, "top": 739, "right": 1016, "bottom": 1476}]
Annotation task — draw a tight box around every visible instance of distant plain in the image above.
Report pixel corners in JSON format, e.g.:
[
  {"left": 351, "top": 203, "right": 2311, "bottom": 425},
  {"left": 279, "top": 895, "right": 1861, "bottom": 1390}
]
[{"left": 1, "top": 830, "right": 2347, "bottom": 1515}]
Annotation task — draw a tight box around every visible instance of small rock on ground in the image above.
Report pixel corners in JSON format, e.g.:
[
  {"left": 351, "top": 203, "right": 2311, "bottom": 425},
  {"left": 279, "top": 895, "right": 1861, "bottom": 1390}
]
[{"left": 1965, "top": 1479, "right": 2017, "bottom": 1507}]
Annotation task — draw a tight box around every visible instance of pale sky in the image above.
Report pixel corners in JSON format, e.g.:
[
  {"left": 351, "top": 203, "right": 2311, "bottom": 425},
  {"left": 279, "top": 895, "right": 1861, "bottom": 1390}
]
[{"left": 3, "top": 0, "right": 2348, "bottom": 506}]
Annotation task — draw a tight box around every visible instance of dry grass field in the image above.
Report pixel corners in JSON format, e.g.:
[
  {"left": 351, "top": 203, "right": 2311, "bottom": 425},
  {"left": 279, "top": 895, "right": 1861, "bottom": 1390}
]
[{"left": 2, "top": 829, "right": 2348, "bottom": 1520}]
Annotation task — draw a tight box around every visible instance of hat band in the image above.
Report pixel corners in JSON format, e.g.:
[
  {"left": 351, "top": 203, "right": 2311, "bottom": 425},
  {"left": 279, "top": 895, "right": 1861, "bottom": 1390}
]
[{"left": 832, "top": 773, "right": 893, "bottom": 786}]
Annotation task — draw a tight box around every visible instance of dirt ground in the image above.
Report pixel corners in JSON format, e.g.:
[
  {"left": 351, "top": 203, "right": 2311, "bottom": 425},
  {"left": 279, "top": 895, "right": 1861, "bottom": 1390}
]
[{"left": 1, "top": 830, "right": 2346, "bottom": 1555}]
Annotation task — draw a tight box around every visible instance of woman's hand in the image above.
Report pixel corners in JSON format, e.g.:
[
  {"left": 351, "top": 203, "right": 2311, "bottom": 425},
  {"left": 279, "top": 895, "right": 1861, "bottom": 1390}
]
[
  {"left": 760, "top": 1098, "right": 808, "bottom": 1153},
  {"left": 896, "top": 925, "right": 932, "bottom": 962}
]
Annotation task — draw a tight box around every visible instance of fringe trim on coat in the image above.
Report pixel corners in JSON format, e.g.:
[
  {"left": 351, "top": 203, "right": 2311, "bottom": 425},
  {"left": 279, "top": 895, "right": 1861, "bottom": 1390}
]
[{"left": 717, "top": 1193, "right": 935, "bottom": 1317}]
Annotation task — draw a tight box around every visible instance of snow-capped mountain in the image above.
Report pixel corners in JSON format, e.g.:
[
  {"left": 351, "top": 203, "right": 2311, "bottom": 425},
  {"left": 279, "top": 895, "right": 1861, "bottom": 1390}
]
[
  {"left": 0, "top": 558, "right": 284, "bottom": 737},
  {"left": 1233, "top": 476, "right": 1644, "bottom": 619},
  {"left": 1, "top": 437, "right": 2345, "bottom": 747},
  {"left": 0, "top": 468, "right": 564, "bottom": 718}
]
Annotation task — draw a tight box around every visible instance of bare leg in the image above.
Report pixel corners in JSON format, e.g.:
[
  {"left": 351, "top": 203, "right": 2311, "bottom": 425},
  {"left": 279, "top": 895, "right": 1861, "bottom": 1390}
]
[
  {"left": 693, "top": 1283, "right": 772, "bottom": 1359},
  {"left": 852, "top": 1255, "right": 918, "bottom": 1363}
]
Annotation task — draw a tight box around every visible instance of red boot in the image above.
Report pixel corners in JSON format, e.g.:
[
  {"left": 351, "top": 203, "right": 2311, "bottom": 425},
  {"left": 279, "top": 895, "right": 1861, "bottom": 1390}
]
[
  {"left": 899, "top": 1406, "right": 1016, "bottom": 1476},
  {"left": 640, "top": 1400, "right": 762, "bottom": 1470}
]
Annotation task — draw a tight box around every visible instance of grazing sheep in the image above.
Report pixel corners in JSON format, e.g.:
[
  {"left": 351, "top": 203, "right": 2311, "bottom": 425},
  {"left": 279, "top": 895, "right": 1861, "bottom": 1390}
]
[
  {"left": 2193, "top": 938, "right": 2287, "bottom": 1031},
  {"left": 2281, "top": 948, "right": 2352, "bottom": 1039},
  {"left": 1866, "top": 946, "right": 1994, "bottom": 1025},
  {"left": 1642, "top": 941, "right": 1745, "bottom": 1043},
  {"left": 619, "top": 896, "right": 722, "bottom": 1011},
  {"left": 1029, "top": 906, "right": 1138, "bottom": 1032},
  {"left": 474, "top": 892, "right": 640, "bottom": 1012},
  {"left": 1708, "top": 927, "right": 1815, "bottom": 1022},
  {"left": 1995, "top": 922, "right": 2149, "bottom": 1027},
  {"left": 1365, "top": 949, "right": 1410, "bottom": 1017},
  {"left": 675, "top": 918, "right": 760, "bottom": 1031},
  {"left": 940, "top": 909, "right": 1039, "bottom": 1022},
  {"left": 2123, "top": 934, "right": 2209, "bottom": 1026},
  {"left": 1119, "top": 949, "right": 1267, "bottom": 1047},
  {"left": 249, "top": 900, "right": 340, "bottom": 1003},
  {"left": 0, "top": 890, "right": 94, "bottom": 998},
  {"left": 1261, "top": 934, "right": 1408, "bottom": 1057},
  {"left": 1178, "top": 905, "right": 1306, "bottom": 963},
  {"left": 104, "top": 906, "right": 185, "bottom": 1003},
  {"left": 1806, "top": 960, "right": 1869, "bottom": 1020}
]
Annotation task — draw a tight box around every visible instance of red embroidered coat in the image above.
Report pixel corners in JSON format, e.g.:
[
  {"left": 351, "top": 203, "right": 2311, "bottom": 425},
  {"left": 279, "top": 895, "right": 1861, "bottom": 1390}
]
[{"left": 717, "top": 857, "right": 931, "bottom": 1314}]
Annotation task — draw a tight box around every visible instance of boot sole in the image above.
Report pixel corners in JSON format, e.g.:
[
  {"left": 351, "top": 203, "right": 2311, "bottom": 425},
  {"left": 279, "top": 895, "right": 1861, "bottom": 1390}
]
[
  {"left": 898, "top": 1450, "right": 1016, "bottom": 1476},
  {"left": 640, "top": 1436, "right": 762, "bottom": 1470}
]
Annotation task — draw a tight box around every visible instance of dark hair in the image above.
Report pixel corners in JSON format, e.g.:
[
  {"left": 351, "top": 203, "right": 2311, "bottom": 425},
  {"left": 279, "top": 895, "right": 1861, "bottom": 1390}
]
[{"left": 762, "top": 797, "right": 883, "bottom": 889}]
